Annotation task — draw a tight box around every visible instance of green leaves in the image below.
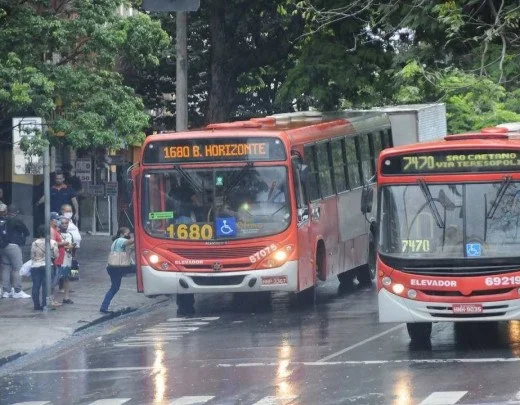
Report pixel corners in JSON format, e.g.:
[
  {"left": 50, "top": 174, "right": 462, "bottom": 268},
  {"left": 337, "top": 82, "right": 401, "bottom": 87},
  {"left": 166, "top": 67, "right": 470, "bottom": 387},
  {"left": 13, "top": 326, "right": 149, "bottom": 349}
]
[{"left": 0, "top": 0, "right": 169, "bottom": 151}]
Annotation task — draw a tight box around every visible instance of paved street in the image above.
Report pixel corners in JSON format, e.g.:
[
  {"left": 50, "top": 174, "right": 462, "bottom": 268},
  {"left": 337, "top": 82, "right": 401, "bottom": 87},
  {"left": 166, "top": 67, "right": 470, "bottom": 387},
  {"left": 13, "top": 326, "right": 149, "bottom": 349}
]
[{"left": 3, "top": 277, "right": 520, "bottom": 405}]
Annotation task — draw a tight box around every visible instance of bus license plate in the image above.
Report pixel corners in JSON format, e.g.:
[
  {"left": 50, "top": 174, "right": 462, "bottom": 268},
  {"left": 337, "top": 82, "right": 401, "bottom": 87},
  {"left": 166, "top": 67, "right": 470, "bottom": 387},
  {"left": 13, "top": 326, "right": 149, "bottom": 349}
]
[
  {"left": 452, "top": 304, "right": 483, "bottom": 314},
  {"left": 261, "top": 276, "right": 288, "bottom": 286}
]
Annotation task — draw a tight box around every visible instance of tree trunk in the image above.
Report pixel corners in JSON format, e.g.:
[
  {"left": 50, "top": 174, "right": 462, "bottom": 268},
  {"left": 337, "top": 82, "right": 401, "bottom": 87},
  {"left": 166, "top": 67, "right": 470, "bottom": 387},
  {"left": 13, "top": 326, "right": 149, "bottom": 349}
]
[{"left": 206, "top": 0, "right": 236, "bottom": 124}]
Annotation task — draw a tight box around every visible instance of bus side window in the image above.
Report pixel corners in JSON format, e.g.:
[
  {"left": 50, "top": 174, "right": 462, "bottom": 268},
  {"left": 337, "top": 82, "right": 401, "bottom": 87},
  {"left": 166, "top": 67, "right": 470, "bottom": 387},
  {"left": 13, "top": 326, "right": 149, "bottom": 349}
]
[
  {"left": 331, "top": 138, "right": 348, "bottom": 193},
  {"left": 317, "top": 142, "right": 334, "bottom": 197},
  {"left": 345, "top": 138, "right": 361, "bottom": 189},
  {"left": 372, "top": 132, "right": 384, "bottom": 174},
  {"left": 292, "top": 157, "right": 307, "bottom": 208},
  {"left": 357, "top": 135, "right": 373, "bottom": 183},
  {"left": 304, "top": 145, "right": 320, "bottom": 201},
  {"left": 382, "top": 129, "right": 393, "bottom": 149}
]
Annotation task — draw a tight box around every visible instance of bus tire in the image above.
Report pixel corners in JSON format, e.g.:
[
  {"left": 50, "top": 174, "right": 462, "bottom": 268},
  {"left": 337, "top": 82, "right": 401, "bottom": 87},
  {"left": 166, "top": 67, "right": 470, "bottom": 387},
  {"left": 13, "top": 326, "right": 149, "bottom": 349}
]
[
  {"left": 337, "top": 271, "right": 355, "bottom": 288},
  {"left": 356, "top": 232, "right": 376, "bottom": 286},
  {"left": 406, "top": 322, "right": 432, "bottom": 342},
  {"left": 296, "top": 285, "right": 316, "bottom": 306},
  {"left": 176, "top": 293, "right": 195, "bottom": 317}
]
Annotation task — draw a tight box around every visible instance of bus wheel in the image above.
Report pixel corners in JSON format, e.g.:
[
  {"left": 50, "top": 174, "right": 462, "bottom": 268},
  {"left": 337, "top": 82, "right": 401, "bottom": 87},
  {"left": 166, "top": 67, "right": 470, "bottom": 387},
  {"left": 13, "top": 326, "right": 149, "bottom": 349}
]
[
  {"left": 356, "top": 233, "right": 376, "bottom": 286},
  {"left": 296, "top": 285, "right": 316, "bottom": 306},
  {"left": 337, "top": 271, "right": 355, "bottom": 289},
  {"left": 406, "top": 322, "right": 432, "bottom": 342},
  {"left": 176, "top": 293, "right": 195, "bottom": 317}
]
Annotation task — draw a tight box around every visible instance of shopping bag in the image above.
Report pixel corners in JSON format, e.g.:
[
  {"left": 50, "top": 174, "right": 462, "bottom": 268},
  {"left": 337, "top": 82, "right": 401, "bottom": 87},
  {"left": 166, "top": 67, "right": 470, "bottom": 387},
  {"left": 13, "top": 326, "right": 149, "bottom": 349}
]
[
  {"left": 20, "top": 260, "right": 32, "bottom": 277},
  {"left": 107, "top": 251, "right": 132, "bottom": 266}
]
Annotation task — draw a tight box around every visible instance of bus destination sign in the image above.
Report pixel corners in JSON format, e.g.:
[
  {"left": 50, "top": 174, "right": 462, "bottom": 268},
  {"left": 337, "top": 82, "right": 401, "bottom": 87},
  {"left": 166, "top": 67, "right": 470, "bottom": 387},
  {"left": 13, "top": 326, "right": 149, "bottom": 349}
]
[
  {"left": 143, "top": 137, "right": 286, "bottom": 164},
  {"left": 382, "top": 150, "right": 520, "bottom": 175}
]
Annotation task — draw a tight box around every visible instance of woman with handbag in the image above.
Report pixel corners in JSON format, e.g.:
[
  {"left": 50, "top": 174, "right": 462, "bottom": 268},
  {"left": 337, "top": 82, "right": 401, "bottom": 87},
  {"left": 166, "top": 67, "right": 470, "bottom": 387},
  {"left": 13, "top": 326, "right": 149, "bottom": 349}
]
[{"left": 100, "top": 227, "right": 135, "bottom": 314}]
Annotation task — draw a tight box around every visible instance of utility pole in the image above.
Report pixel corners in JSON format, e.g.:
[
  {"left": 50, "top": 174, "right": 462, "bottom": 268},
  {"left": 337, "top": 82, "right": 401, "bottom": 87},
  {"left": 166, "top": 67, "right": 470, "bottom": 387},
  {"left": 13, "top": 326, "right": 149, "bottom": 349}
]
[
  {"left": 176, "top": 11, "right": 188, "bottom": 131},
  {"left": 142, "top": 0, "right": 200, "bottom": 132},
  {"left": 43, "top": 139, "right": 52, "bottom": 310}
]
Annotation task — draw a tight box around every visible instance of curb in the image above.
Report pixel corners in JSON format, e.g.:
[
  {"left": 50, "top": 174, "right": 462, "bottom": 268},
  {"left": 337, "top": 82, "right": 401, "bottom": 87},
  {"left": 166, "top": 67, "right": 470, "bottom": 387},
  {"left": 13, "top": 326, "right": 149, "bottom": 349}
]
[
  {"left": 74, "top": 306, "right": 137, "bottom": 333},
  {"left": 0, "top": 352, "right": 25, "bottom": 367}
]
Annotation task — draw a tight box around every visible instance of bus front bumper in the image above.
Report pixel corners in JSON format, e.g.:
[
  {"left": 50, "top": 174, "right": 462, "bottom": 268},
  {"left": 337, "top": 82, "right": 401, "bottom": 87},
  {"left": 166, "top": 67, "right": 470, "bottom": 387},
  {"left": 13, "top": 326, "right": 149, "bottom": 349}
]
[
  {"left": 378, "top": 288, "right": 520, "bottom": 322},
  {"left": 142, "top": 260, "right": 298, "bottom": 296}
]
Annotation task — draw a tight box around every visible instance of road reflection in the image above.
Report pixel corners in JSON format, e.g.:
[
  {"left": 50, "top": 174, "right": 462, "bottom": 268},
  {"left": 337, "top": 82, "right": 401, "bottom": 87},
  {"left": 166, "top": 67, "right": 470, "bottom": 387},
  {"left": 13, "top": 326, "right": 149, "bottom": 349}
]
[
  {"left": 392, "top": 370, "right": 413, "bottom": 405},
  {"left": 152, "top": 346, "right": 168, "bottom": 403}
]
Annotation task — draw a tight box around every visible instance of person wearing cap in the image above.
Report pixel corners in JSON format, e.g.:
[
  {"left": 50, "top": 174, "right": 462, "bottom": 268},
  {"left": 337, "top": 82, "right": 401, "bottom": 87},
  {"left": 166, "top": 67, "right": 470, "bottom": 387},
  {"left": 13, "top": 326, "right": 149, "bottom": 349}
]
[{"left": 0, "top": 203, "right": 31, "bottom": 299}]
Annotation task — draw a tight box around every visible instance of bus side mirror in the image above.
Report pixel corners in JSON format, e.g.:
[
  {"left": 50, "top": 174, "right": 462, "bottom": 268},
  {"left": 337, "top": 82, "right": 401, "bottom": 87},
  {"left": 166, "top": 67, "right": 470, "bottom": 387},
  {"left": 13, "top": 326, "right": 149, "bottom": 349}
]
[{"left": 361, "top": 187, "right": 374, "bottom": 214}]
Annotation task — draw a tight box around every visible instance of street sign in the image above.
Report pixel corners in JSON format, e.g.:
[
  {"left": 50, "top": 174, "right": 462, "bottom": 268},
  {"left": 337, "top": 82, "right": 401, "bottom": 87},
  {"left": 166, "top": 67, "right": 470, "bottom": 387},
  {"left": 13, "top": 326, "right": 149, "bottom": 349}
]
[
  {"left": 86, "top": 184, "right": 105, "bottom": 197},
  {"left": 75, "top": 158, "right": 92, "bottom": 182},
  {"left": 142, "top": 0, "right": 200, "bottom": 11},
  {"left": 105, "top": 181, "right": 119, "bottom": 196},
  {"left": 12, "top": 117, "right": 43, "bottom": 175}
]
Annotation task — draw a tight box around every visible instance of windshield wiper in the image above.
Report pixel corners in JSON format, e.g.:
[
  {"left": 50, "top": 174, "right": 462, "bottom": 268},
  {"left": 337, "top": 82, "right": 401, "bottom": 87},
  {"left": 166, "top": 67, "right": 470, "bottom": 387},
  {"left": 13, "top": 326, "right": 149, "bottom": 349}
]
[
  {"left": 417, "top": 179, "right": 444, "bottom": 228},
  {"left": 486, "top": 176, "right": 512, "bottom": 219},
  {"left": 174, "top": 166, "right": 203, "bottom": 193},
  {"left": 223, "top": 162, "right": 254, "bottom": 194}
]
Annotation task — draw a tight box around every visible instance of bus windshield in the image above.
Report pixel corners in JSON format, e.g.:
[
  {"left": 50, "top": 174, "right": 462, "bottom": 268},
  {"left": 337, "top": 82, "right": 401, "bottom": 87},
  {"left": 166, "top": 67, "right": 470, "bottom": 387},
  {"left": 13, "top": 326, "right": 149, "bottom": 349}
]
[
  {"left": 142, "top": 166, "right": 291, "bottom": 241},
  {"left": 379, "top": 181, "right": 520, "bottom": 259}
]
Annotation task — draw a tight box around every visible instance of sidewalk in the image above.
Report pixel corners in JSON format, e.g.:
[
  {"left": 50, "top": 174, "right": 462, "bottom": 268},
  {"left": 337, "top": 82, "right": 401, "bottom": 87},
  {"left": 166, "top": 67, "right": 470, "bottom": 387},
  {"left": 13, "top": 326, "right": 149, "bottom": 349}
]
[{"left": 0, "top": 235, "right": 166, "bottom": 365}]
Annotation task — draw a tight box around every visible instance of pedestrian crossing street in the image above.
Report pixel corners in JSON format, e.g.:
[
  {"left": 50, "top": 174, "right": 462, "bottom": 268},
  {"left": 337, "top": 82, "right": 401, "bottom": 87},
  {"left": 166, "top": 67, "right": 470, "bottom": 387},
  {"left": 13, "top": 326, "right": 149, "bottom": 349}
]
[
  {"left": 113, "top": 317, "right": 220, "bottom": 348},
  {"left": 8, "top": 390, "right": 520, "bottom": 404}
]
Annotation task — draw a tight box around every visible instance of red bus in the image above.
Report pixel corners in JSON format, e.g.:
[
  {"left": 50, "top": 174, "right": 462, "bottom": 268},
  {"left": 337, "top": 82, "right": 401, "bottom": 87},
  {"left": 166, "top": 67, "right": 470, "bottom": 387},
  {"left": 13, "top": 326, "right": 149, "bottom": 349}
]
[
  {"left": 372, "top": 126, "right": 520, "bottom": 342},
  {"left": 133, "top": 111, "right": 392, "bottom": 313}
]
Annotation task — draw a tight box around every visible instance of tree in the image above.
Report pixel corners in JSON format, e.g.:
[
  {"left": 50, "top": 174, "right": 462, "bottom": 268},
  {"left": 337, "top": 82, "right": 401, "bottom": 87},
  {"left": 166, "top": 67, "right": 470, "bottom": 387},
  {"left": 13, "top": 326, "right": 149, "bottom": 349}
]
[{"left": 0, "top": 0, "right": 170, "bottom": 150}]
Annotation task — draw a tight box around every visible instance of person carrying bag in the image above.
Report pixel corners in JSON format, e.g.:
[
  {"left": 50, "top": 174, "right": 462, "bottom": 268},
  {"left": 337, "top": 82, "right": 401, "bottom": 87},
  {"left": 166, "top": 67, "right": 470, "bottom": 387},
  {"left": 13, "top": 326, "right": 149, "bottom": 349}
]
[{"left": 100, "top": 227, "right": 135, "bottom": 313}]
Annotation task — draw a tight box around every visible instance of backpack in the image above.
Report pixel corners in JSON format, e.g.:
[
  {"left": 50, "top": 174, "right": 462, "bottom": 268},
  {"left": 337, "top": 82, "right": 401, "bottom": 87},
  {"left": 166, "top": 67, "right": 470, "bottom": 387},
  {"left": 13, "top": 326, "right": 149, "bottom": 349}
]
[{"left": 0, "top": 219, "right": 8, "bottom": 249}]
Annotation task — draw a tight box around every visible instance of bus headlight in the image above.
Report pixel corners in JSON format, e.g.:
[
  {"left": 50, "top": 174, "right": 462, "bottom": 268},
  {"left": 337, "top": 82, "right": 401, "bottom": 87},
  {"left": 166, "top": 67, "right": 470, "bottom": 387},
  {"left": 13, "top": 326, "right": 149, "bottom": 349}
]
[
  {"left": 143, "top": 250, "right": 175, "bottom": 272},
  {"left": 382, "top": 277, "right": 392, "bottom": 287},
  {"left": 392, "top": 283, "right": 405, "bottom": 295},
  {"left": 260, "top": 245, "right": 294, "bottom": 268},
  {"left": 407, "top": 289, "right": 417, "bottom": 299}
]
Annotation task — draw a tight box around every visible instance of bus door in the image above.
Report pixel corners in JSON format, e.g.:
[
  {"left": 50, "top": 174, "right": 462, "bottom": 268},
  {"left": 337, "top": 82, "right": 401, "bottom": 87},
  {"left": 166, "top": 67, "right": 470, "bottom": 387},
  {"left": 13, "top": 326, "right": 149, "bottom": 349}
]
[{"left": 293, "top": 156, "right": 313, "bottom": 291}]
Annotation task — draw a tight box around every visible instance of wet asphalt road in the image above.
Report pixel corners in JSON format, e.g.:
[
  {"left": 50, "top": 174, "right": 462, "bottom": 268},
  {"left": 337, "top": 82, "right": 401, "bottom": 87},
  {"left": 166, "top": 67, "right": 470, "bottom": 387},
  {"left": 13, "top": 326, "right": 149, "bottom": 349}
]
[{"left": 3, "top": 279, "right": 520, "bottom": 405}]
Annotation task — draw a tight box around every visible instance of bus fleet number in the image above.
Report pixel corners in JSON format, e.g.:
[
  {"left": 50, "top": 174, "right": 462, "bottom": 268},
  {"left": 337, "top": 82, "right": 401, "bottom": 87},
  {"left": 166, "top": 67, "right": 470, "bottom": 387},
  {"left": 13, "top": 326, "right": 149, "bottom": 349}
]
[
  {"left": 485, "top": 276, "right": 520, "bottom": 286},
  {"left": 402, "top": 239, "right": 431, "bottom": 253},
  {"left": 166, "top": 223, "right": 213, "bottom": 240},
  {"left": 402, "top": 156, "right": 435, "bottom": 171}
]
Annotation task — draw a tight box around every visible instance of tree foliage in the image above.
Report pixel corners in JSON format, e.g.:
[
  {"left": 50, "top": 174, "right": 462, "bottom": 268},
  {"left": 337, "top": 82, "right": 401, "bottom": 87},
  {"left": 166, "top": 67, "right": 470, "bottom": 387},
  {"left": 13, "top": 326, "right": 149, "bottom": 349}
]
[{"left": 0, "top": 0, "right": 169, "bottom": 149}]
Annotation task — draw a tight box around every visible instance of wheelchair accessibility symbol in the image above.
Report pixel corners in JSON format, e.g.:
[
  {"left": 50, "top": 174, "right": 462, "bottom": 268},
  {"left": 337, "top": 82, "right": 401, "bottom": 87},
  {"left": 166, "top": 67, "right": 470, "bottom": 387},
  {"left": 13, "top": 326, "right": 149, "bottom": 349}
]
[
  {"left": 466, "top": 243, "right": 482, "bottom": 257},
  {"left": 216, "top": 217, "right": 237, "bottom": 237}
]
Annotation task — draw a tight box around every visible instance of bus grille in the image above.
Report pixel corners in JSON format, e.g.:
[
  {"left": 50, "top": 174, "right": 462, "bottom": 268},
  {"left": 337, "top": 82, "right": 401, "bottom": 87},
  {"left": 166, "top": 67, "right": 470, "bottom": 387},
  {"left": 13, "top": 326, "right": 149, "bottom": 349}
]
[
  {"left": 190, "top": 276, "right": 245, "bottom": 286},
  {"left": 421, "top": 288, "right": 514, "bottom": 297},
  {"left": 171, "top": 247, "right": 265, "bottom": 259}
]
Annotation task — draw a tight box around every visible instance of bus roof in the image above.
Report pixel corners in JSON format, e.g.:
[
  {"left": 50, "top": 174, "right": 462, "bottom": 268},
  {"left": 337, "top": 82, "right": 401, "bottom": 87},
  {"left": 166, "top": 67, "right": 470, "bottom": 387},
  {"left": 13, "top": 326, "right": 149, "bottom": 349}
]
[
  {"left": 380, "top": 127, "right": 520, "bottom": 158},
  {"left": 143, "top": 111, "right": 390, "bottom": 148}
]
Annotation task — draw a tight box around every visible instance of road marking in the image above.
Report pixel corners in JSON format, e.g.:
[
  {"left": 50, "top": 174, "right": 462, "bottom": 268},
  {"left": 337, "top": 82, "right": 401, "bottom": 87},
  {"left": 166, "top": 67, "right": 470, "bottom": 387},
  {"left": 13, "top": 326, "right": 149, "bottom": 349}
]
[
  {"left": 251, "top": 396, "right": 297, "bottom": 405},
  {"left": 14, "top": 367, "right": 154, "bottom": 375},
  {"left": 316, "top": 324, "right": 405, "bottom": 362},
  {"left": 167, "top": 317, "right": 220, "bottom": 321},
  {"left": 88, "top": 400, "right": 131, "bottom": 405},
  {"left": 123, "top": 336, "right": 181, "bottom": 341},
  {"left": 143, "top": 327, "right": 200, "bottom": 332},
  {"left": 11, "top": 402, "right": 50, "bottom": 405},
  {"left": 157, "top": 322, "right": 210, "bottom": 326},
  {"left": 418, "top": 391, "right": 467, "bottom": 405},
  {"left": 168, "top": 396, "right": 215, "bottom": 405}
]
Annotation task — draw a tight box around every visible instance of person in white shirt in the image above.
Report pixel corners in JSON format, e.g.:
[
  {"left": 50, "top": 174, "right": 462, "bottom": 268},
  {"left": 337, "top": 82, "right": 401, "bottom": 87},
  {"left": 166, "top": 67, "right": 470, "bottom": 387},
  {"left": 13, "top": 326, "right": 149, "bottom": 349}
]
[
  {"left": 60, "top": 204, "right": 81, "bottom": 248},
  {"left": 30, "top": 224, "right": 58, "bottom": 310}
]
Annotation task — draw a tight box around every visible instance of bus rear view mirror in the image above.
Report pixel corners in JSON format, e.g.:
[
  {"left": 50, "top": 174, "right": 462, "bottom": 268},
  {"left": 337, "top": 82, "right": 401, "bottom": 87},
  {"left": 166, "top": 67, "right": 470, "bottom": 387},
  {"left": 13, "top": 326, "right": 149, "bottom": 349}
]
[{"left": 361, "top": 187, "right": 374, "bottom": 214}]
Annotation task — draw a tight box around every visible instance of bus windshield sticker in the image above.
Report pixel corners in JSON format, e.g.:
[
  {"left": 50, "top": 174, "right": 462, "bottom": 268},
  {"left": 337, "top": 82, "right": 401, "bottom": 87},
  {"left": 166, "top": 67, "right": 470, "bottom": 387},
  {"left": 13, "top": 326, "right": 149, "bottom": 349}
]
[
  {"left": 216, "top": 217, "right": 237, "bottom": 238},
  {"left": 143, "top": 137, "right": 286, "bottom": 164},
  {"left": 149, "top": 211, "right": 174, "bottom": 220},
  {"left": 382, "top": 150, "right": 520, "bottom": 175},
  {"left": 166, "top": 223, "right": 214, "bottom": 240},
  {"left": 466, "top": 243, "right": 482, "bottom": 257}
]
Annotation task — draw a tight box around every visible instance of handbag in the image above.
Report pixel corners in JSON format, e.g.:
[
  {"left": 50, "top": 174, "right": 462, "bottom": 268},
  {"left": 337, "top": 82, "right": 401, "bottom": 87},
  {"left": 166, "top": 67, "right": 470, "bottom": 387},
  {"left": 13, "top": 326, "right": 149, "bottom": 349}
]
[
  {"left": 107, "top": 239, "right": 132, "bottom": 266},
  {"left": 107, "top": 251, "right": 132, "bottom": 266}
]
